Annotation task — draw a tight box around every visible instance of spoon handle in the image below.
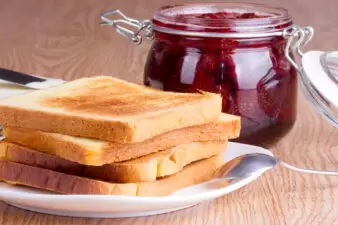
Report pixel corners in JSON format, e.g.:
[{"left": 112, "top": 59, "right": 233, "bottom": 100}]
[{"left": 280, "top": 161, "right": 338, "bottom": 175}]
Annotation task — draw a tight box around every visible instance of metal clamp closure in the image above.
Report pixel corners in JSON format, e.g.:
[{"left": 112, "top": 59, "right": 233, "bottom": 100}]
[
  {"left": 283, "top": 25, "right": 314, "bottom": 72},
  {"left": 100, "top": 9, "right": 153, "bottom": 45}
]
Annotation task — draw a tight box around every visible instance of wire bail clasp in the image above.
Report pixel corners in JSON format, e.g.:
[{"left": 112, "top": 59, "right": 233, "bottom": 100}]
[
  {"left": 283, "top": 25, "right": 314, "bottom": 72},
  {"left": 100, "top": 9, "right": 154, "bottom": 45}
]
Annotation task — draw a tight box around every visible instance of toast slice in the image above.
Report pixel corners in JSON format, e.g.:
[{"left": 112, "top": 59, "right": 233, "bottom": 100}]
[
  {"left": 0, "top": 76, "right": 223, "bottom": 143},
  {"left": 0, "top": 155, "right": 227, "bottom": 196},
  {"left": 0, "top": 141, "right": 227, "bottom": 182},
  {"left": 2, "top": 113, "right": 240, "bottom": 165}
]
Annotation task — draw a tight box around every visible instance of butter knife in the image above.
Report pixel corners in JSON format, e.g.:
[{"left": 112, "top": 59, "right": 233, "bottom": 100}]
[{"left": 0, "top": 68, "right": 65, "bottom": 89}]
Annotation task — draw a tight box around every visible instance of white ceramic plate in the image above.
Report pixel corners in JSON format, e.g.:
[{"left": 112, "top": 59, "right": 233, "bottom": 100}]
[{"left": 0, "top": 142, "right": 272, "bottom": 218}]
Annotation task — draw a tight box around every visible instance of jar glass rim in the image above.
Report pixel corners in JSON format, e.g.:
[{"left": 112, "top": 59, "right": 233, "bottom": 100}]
[{"left": 152, "top": 3, "right": 293, "bottom": 37}]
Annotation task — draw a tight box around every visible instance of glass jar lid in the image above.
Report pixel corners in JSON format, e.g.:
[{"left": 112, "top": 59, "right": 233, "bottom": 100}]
[{"left": 301, "top": 51, "right": 338, "bottom": 126}]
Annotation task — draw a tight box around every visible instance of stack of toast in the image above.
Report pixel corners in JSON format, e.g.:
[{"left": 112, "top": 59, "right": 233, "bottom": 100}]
[{"left": 0, "top": 76, "right": 240, "bottom": 196}]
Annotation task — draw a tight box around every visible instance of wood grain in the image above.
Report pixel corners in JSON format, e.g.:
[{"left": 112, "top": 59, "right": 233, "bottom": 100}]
[{"left": 0, "top": 0, "right": 337, "bottom": 224}]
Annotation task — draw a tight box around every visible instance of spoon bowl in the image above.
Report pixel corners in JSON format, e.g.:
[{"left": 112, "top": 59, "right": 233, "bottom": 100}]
[{"left": 221, "top": 152, "right": 338, "bottom": 181}]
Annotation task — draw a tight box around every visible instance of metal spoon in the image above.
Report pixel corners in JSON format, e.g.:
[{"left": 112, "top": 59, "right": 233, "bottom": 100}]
[{"left": 222, "top": 153, "right": 338, "bottom": 180}]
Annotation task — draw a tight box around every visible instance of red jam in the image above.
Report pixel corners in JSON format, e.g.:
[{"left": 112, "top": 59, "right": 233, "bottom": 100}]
[{"left": 144, "top": 4, "right": 297, "bottom": 147}]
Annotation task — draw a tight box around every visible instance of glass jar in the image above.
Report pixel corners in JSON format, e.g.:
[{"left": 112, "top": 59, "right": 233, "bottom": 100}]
[{"left": 100, "top": 3, "right": 318, "bottom": 147}]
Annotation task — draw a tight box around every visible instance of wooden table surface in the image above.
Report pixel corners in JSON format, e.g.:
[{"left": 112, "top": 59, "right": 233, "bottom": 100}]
[{"left": 0, "top": 0, "right": 337, "bottom": 224}]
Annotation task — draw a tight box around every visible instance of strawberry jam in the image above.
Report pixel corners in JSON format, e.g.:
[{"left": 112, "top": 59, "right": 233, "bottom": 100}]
[{"left": 144, "top": 3, "right": 296, "bottom": 147}]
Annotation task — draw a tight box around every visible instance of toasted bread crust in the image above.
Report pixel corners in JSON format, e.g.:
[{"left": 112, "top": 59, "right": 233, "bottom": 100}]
[
  {"left": 0, "top": 155, "right": 226, "bottom": 196},
  {"left": 0, "top": 142, "right": 85, "bottom": 175},
  {"left": 0, "top": 76, "right": 223, "bottom": 143},
  {"left": 0, "top": 141, "right": 227, "bottom": 182},
  {"left": 3, "top": 114, "right": 240, "bottom": 165}
]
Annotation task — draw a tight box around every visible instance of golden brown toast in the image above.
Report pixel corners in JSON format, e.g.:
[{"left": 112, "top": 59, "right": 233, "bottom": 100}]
[
  {"left": 0, "top": 155, "right": 227, "bottom": 196},
  {"left": 2, "top": 113, "right": 240, "bottom": 165},
  {"left": 0, "top": 76, "right": 223, "bottom": 143},
  {"left": 0, "top": 141, "right": 227, "bottom": 182}
]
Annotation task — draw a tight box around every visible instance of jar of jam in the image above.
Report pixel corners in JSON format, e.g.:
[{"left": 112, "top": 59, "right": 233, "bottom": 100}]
[{"left": 101, "top": 3, "right": 337, "bottom": 147}]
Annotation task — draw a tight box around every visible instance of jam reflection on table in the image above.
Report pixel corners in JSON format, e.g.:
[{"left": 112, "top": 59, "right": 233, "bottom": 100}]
[{"left": 144, "top": 9, "right": 297, "bottom": 147}]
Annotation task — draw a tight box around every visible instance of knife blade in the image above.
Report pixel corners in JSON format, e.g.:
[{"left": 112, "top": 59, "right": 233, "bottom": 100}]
[{"left": 0, "top": 68, "right": 65, "bottom": 89}]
